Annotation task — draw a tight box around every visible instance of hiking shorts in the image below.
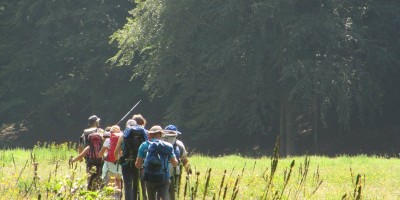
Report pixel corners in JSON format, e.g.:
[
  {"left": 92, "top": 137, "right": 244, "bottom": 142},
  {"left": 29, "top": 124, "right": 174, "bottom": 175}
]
[{"left": 102, "top": 161, "right": 122, "bottom": 179}]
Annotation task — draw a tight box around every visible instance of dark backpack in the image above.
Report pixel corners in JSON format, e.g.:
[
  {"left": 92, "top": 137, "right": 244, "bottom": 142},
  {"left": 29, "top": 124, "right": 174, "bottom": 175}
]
[
  {"left": 120, "top": 126, "right": 146, "bottom": 164},
  {"left": 80, "top": 127, "right": 98, "bottom": 147},
  {"left": 143, "top": 140, "right": 173, "bottom": 183},
  {"left": 87, "top": 132, "right": 103, "bottom": 165}
]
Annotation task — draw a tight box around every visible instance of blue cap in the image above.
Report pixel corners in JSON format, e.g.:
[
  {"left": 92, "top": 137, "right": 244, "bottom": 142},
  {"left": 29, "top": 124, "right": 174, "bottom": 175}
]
[{"left": 164, "top": 125, "right": 182, "bottom": 135}]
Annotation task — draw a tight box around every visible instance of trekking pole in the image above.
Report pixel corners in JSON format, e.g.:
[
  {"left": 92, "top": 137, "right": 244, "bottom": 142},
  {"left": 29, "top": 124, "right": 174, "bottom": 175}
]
[{"left": 116, "top": 100, "right": 141, "bottom": 125}]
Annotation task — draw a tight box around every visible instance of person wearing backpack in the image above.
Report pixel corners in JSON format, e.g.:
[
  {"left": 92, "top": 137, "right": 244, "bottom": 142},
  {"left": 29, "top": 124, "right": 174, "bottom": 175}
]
[
  {"left": 135, "top": 125, "right": 178, "bottom": 200},
  {"left": 163, "top": 125, "right": 190, "bottom": 200},
  {"left": 130, "top": 114, "right": 150, "bottom": 200},
  {"left": 76, "top": 115, "right": 104, "bottom": 190},
  {"left": 98, "top": 125, "right": 123, "bottom": 193},
  {"left": 78, "top": 115, "right": 104, "bottom": 156},
  {"left": 115, "top": 118, "right": 148, "bottom": 200}
]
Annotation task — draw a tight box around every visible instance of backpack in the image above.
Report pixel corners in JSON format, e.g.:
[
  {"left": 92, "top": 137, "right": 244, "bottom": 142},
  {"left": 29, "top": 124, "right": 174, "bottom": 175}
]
[
  {"left": 120, "top": 126, "right": 146, "bottom": 164},
  {"left": 87, "top": 132, "right": 103, "bottom": 165},
  {"left": 171, "top": 142, "right": 182, "bottom": 174},
  {"left": 80, "top": 127, "right": 98, "bottom": 147},
  {"left": 106, "top": 132, "right": 120, "bottom": 163},
  {"left": 143, "top": 140, "right": 173, "bottom": 183}
]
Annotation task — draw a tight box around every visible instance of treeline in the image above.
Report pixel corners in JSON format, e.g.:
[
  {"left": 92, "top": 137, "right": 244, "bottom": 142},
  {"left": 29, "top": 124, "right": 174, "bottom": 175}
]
[{"left": 1, "top": 0, "right": 399, "bottom": 155}]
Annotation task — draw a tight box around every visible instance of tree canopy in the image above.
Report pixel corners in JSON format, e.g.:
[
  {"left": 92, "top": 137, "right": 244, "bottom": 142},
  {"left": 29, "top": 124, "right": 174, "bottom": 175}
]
[
  {"left": 110, "top": 0, "right": 400, "bottom": 154},
  {"left": 1, "top": 0, "right": 399, "bottom": 155}
]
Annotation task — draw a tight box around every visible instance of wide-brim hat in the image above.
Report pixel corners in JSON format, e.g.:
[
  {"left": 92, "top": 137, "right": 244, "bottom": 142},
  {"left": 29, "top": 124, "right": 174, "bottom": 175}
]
[
  {"left": 148, "top": 125, "right": 165, "bottom": 136},
  {"left": 163, "top": 130, "right": 178, "bottom": 137}
]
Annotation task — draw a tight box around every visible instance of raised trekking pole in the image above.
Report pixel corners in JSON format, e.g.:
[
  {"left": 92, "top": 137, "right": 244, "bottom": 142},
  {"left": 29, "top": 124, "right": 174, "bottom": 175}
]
[{"left": 116, "top": 100, "right": 141, "bottom": 125}]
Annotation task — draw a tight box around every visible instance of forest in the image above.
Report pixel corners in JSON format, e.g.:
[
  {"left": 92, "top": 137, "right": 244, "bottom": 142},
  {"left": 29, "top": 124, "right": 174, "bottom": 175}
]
[{"left": 1, "top": 0, "right": 399, "bottom": 156}]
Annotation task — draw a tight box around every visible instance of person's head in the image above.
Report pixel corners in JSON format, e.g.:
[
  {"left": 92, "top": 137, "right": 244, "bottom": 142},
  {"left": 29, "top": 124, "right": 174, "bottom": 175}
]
[
  {"left": 132, "top": 114, "right": 146, "bottom": 127},
  {"left": 88, "top": 115, "right": 100, "bottom": 127},
  {"left": 110, "top": 125, "right": 121, "bottom": 133},
  {"left": 126, "top": 119, "right": 137, "bottom": 128},
  {"left": 164, "top": 124, "right": 182, "bottom": 135},
  {"left": 148, "top": 125, "right": 164, "bottom": 139},
  {"left": 104, "top": 126, "right": 112, "bottom": 138}
]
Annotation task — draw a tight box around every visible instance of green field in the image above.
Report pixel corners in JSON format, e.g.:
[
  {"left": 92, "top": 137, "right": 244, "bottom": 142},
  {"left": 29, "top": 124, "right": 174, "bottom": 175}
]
[{"left": 0, "top": 143, "right": 399, "bottom": 199}]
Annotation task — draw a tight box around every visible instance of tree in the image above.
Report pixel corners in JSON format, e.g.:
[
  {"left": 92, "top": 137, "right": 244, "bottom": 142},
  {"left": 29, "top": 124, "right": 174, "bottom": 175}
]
[
  {"left": 111, "top": 0, "right": 394, "bottom": 155},
  {"left": 0, "top": 0, "right": 139, "bottom": 144}
]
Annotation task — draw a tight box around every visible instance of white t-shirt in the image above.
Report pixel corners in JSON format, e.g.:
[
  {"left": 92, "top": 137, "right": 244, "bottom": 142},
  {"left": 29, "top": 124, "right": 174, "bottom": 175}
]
[{"left": 103, "top": 138, "right": 110, "bottom": 149}]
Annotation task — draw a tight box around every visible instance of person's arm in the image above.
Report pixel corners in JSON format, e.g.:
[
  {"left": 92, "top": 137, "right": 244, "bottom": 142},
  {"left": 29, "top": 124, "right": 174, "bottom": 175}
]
[
  {"left": 177, "top": 140, "right": 191, "bottom": 173},
  {"left": 70, "top": 146, "right": 89, "bottom": 163},
  {"left": 77, "top": 134, "right": 85, "bottom": 157},
  {"left": 169, "top": 149, "right": 178, "bottom": 167},
  {"left": 98, "top": 146, "right": 107, "bottom": 158},
  {"left": 135, "top": 157, "right": 144, "bottom": 169},
  {"left": 135, "top": 142, "right": 147, "bottom": 169},
  {"left": 114, "top": 135, "right": 123, "bottom": 162},
  {"left": 99, "top": 138, "right": 110, "bottom": 158},
  {"left": 176, "top": 140, "right": 189, "bottom": 165},
  {"left": 170, "top": 156, "right": 178, "bottom": 167}
]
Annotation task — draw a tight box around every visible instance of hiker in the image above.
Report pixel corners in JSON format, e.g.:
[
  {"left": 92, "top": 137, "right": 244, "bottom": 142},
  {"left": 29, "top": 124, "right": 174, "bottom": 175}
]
[
  {"left": 132, "top": 114, "right": 149, "bottom": 199},
  {"left": 98, "top": 125, "right": 123, "bottom": 192},
  {"left": 132, "top": 114, "right": 148, "bottom": 138},
  {"left": 77, "top": 115, "right": 104, "bottom": 190},
  {"left": 100, "top": 126, "right": 112, "bottom": 185},
  {"left": 162, "top": 125, "right": 191, "bottom": 200},
  {"left": 78, "top": 115, "right": 104, "bottom": 155},
  {"left": 115, "top": 118, "right": 148, "bottom": 200},
  {"left": 135, "top": 125, "right": 178, "bottom": 200}
]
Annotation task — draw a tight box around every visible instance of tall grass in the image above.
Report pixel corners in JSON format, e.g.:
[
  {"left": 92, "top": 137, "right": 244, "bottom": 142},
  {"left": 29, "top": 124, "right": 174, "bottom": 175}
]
[{"left": 0, "top": 141, "right": 399, "bottom": 199}]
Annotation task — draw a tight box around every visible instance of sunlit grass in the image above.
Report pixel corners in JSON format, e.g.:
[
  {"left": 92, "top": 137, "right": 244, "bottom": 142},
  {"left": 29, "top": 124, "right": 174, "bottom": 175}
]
[{"left": 0, "top": 142, "right": 399, "bottom": 199}]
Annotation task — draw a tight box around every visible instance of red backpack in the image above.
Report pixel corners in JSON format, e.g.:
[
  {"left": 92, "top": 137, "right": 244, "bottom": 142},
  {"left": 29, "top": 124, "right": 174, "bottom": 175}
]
[
  {"left": 87, "top": 132, "right": 103, "bottom": 165},
  {"left": 106, "top": 132, "right": 120, "bottom": 162}
]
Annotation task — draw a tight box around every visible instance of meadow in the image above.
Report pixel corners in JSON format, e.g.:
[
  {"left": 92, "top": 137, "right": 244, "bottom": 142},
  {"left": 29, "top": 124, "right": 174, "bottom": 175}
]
[{"left": 0, "top": 142, "right": 399, "bottom": 199}]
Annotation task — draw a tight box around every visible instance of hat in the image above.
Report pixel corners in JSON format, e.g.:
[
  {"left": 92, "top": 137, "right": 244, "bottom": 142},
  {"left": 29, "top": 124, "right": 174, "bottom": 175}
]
[
  {"left": 148, "top": 125, "right": 165, "bottom": 135},
  {"left": 88, "top": 115, "right": 100, "bottom": 124},
  {"left": 126, "top": 119, "right": 137, "bottom": 127},
  {"left": 164, "top": 124, "right": 182, "bottom": 135}
]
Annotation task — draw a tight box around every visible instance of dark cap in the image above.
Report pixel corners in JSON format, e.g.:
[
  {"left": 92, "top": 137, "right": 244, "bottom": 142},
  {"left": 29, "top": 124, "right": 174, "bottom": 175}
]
[{"left": 88, "top": 115, "right": 100, "bottom": 124}]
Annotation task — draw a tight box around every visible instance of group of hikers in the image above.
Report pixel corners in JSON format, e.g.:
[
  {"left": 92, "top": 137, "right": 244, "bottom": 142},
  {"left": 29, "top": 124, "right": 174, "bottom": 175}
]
[{"left": 69, "top": 114, "right": 191, "bottom": 200}]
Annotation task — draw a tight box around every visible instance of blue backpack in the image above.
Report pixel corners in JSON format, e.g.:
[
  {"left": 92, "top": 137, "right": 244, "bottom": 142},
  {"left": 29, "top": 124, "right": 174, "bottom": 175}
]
[
  {"left": 173, "top": 142, "right": 181, "bottom": 162},
  {"left": 143, "top": 140, "right": 173, "bottom": 183}
]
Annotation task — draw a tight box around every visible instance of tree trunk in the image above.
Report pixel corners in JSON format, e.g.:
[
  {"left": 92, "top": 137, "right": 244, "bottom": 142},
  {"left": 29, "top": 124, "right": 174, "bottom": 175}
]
[
  {"left": 313, "top": 96, "right": 319, "bottom": 153},
  {"left": 280, "top": 100, "right": 287, "bottom": 157},
  {"left": 280, "top": 97, "right": 296, "bottom": 156},
  {"left": 285, "top": 101, "right": 295, "bottom": 156}
]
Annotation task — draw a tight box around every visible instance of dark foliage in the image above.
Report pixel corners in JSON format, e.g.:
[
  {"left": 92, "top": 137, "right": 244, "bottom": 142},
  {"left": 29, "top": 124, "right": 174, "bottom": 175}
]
[{"left": 0, "top": 0, "right": 399, "bottom": 155}]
